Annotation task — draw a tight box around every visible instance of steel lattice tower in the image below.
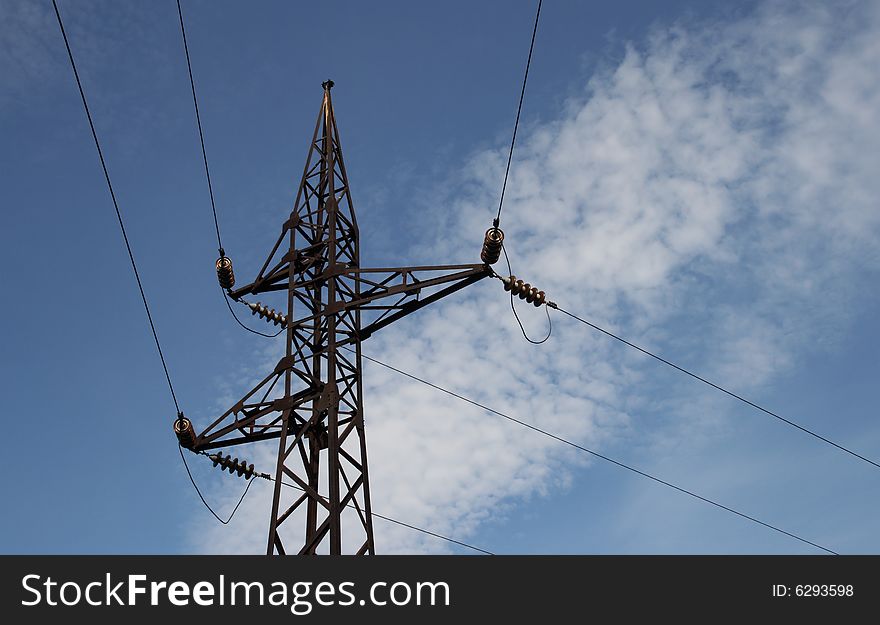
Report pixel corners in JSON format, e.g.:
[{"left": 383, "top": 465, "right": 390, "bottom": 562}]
[{"left": 177, "top": 82, "right": 493, "bottom": 554}]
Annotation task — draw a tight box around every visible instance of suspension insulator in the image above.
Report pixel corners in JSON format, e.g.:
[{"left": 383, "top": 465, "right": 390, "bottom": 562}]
[
  {"left": 216, "top": 256, "right": 235, "bottom": 289},
  {"left": 173, "top": 416, "right": 196, "bottom": 449},
  {"left": 208, "top": 453, "right": 256, "bottom": 480},
  {"left": 502, "top": 275, "right": 547, "bottom": 307},
  {"left": 247, "top": 301, "right": 288, "bottom": 328},
  {"left": 480, "top": 227, "right": 505, "bottom": 264}
]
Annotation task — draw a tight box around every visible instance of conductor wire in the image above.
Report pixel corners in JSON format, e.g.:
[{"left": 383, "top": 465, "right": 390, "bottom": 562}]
[
  {"left": 495, "top": 0, "right": 543, "bottom": 228},
  {"left": 52, "top": 0, "right": 182, "bottom": 414},
  {"left": 501, "top": 244, "right": 552, "bottom": 344}
]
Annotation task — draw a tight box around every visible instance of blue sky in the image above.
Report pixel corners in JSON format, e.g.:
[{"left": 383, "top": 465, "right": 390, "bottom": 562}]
[{"left": 1, "top": 0, "right": 878, "bottom": 554}]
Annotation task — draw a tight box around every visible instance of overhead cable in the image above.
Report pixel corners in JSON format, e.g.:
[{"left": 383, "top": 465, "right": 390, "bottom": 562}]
[
  {"left": 273, "top": 477, "right": 494, "bottom": 555},
  {"left": 52, "top": 0, "right": 182, "bottom": 415},
  {"left": 494, "top": 0, "right": 543, "bottom": 228},
  {"left": 355, "top": 349, "right": 838, "bottom": 555},
  {"left": 551, "top": 305, "right": 880, "bottom": 472},
  {"left": 176, "top": 0, "right": 286, "bottom": 339},
  {"left": 176, "top": 0, "right": 223, "bottom": 256},
  {"left": 188, "top": 448, "right": 493, "bottom": 554}
]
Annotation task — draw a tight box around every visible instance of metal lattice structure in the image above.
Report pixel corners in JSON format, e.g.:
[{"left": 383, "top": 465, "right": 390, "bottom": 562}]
[{"left": 179, "top": 81, "right": 492, "bottom": 554}]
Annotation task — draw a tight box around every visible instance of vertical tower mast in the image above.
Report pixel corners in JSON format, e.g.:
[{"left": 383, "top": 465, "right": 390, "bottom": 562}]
[{"left": 265, "top": 80, "right": 373, "bottom": 554}]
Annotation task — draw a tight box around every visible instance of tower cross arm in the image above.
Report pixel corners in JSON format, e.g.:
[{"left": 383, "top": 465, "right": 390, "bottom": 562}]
[
  {"left": 340, "top": 262, "right": 492, "bottom": 339},
  {"left": 230, "top": 261, "right": 493, "bottom": 340},
  {"left": 224, "top": 260, "right": 492, "bottom": 339}
]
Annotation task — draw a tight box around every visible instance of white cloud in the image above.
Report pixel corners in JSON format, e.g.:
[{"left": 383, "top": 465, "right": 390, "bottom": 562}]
[{"left": 190, "top": 0, "right": 880, "bottom": 554}]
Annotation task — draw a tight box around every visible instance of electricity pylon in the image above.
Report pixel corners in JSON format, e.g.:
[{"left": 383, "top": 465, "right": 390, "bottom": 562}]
[{"left": 176, "top": 81, "right": 497, "bottom": 554}]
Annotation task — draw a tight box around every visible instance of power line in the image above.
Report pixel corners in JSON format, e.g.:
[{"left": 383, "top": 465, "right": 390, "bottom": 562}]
[
  {"left": 478, "top": 0, "right": 851, "bottom": 550},
  {"left": 54, "top": 0, "right": 234, "bottom": 534},
  {"left": 369, "top": 510, "right": 493, "bottom": 556},
  {"left": 272, "top": 476, "right": 494, "bottom": 555},
  {"left": 176, "top": 0, "right": 223, "bottom": 256},
  {"left": 494, "top": 0, "right": 543, "bottom": 228},
  {"left": 52, "top": 0, "right": 181, "bottom": 415},
  {"left": 186, "top": 448, "right": 493, "bottom": 554},
  {"left": 223, "top": 291, "right": 285, "bottom": 338},
  {"left": 176, "top": 2, "right": 286, "bottom": 340},
  {"left": 179, "top": 445, "right": 255, "bottom": 525},
  {"left": 551, "top": 305, "right": 880, "bottom": 472},
  {"left": 355, "top": 349, "right": 837, "bottom": 555},
  {"left": 482, "top": 0, "right": 872, "bottom": 473},
  {"left": 54, "top": 0, "right": 229, "bottom": 536},
  {"left": 502, "top": 245, "right": 552, "bottom": 344}
]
